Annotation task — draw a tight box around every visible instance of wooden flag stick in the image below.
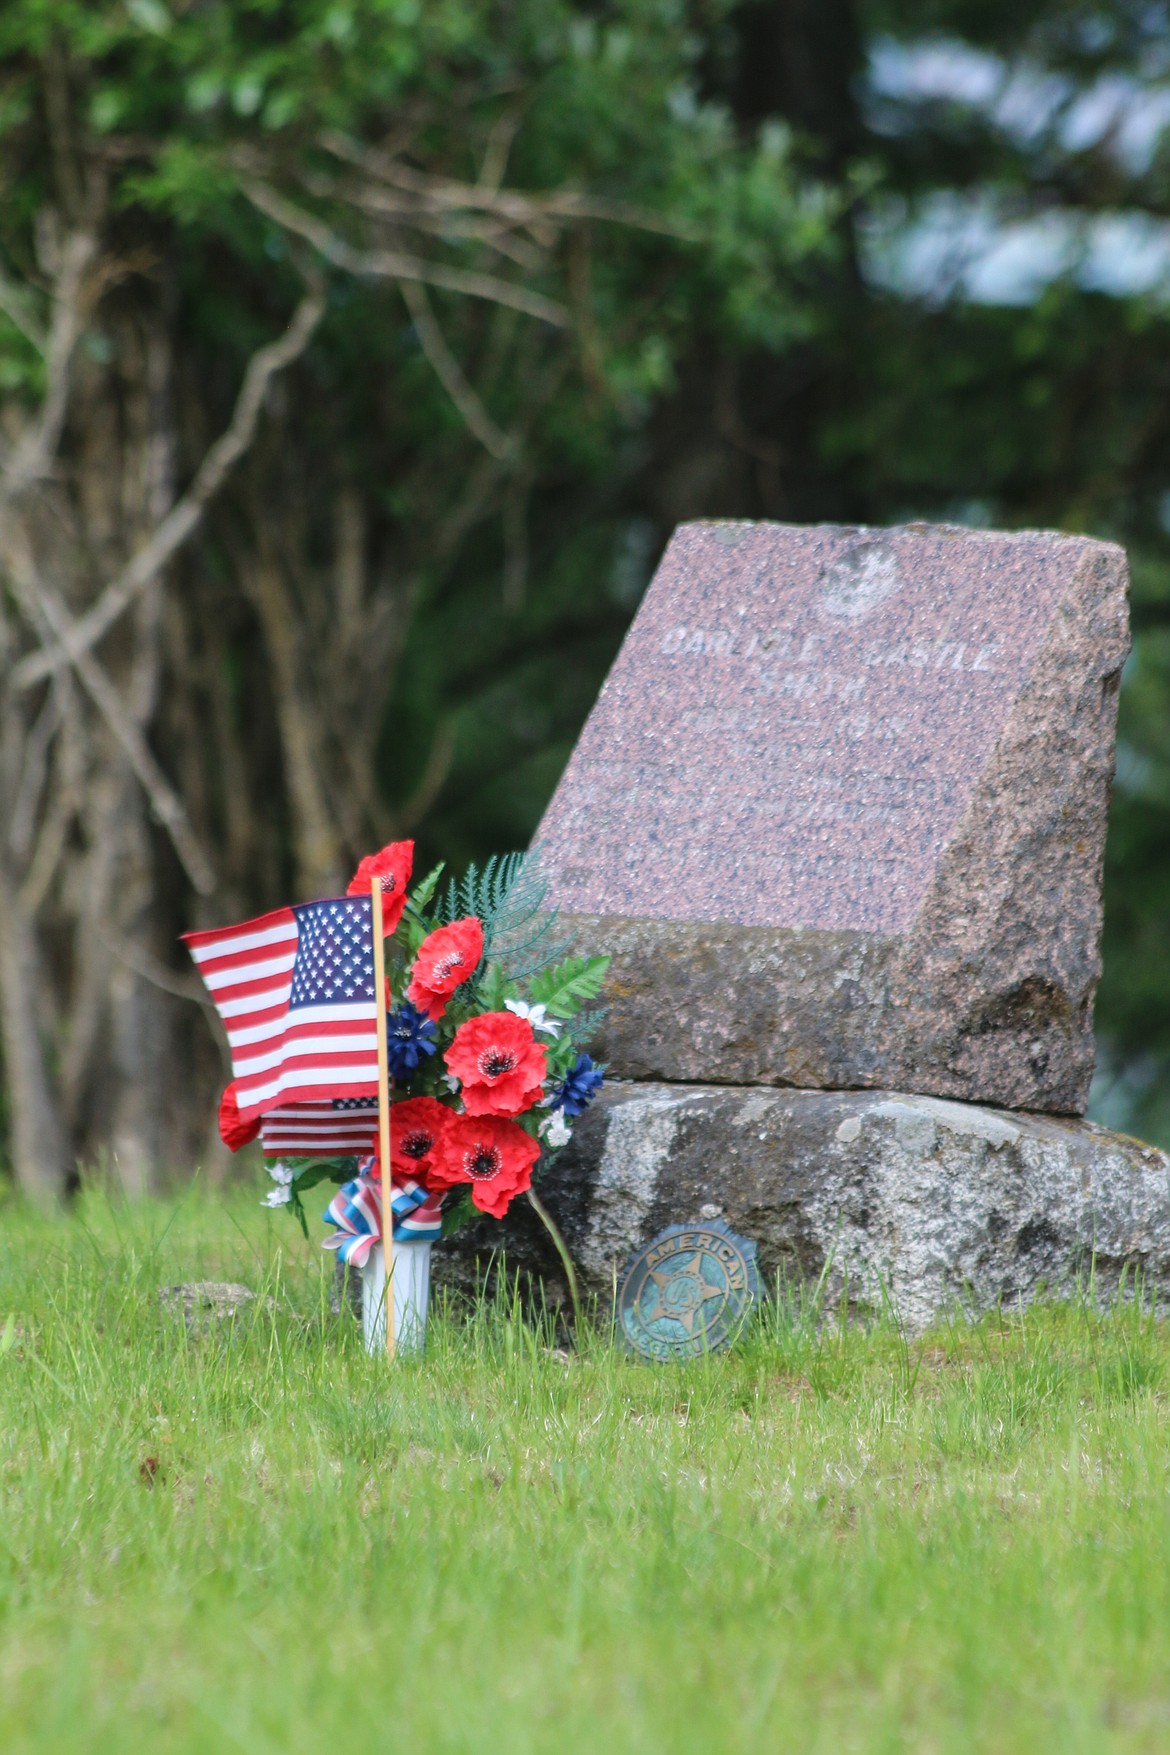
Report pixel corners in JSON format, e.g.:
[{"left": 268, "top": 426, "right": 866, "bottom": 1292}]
[{"left": 371, "top": 876, "right": 396, "bottom": 1359}]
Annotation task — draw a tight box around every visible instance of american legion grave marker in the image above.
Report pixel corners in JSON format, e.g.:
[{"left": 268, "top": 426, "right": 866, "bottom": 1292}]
[{"left": 447, "top": 521, "right": 1170, "bottom": 1330}]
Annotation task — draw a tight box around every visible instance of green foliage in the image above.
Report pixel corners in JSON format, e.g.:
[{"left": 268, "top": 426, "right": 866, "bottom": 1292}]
[
  {"left": 1096, "top": 616, "right": 1170, "bottom": 1141},
  {"left": 407, "top": 861, "right": 445, "bottom": 918},
  {"left": 4, "top": 1192, "right": 1170, "bottom": 1751},
  {"left": 0, "top": 0, "right": 837, "bottom": 1187},
  {"left": 439, "top": 1187, "right": 476, "bottom": 1236},
  {"left": 399, "top": 861, "right": 447, "bottom": 959},
  {"left": 527, "top": 953, "right": 610, "bottom": 1020},
  {"left": 488, "top": 851, "right": 576, "bottom": 982},
  {"left": 277, "top": 1156, "right": 356, "bottom": 1235},
  {"left": 440, "top": 850, "right": 529, "bottom": 940},
  {"left": 473, "top": 957, "right": 515, "bottom": 1015},
  {"left": 439, "top": 847, "right": 570, "bottom": 979}
]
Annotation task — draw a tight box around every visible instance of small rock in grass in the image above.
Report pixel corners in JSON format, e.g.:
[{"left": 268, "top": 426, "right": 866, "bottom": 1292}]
[{"left": 158, "top": 1281, "right": 257, "bottom": 1333}]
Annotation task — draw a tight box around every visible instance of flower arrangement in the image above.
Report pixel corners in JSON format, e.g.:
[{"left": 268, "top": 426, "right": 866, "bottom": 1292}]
[{"left": 260, "top": 841, "right": 608, "bottom": 1260}]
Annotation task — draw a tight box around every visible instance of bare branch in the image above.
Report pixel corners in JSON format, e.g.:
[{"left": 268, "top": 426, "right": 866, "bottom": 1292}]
[
  {"left": 307, "top": 175, "right": 547, "bottom": 273},
  {"left": 7, "top": 676, "right": 64, "bottom": 858},
  {"left": 0, "top": 228, "right": 96, "bottom": 509},
  {"left": 19, "top": 772, "right": 77, "bottom": 916},
  {"left": 7, "top": 544, "right": 216, "bottom": 894},
  {"left": 240, "top": 178, "right": 570, "bottom": 327},
  {"left": 96, "top": 927, "right": 218, "bottom": 1009},
  {"left": 237, "top": 534, "right": 346, "bottom": 896},
  {"left": 0, "top": 264, "right": 47, "bottom": 353},
  {"left": 317, "top": 131, "right": 701, "bottom": 240},
  {"left": 13, "top": 287, "right": 325, "bottom": 692},
  {"left": 399, "top": 718, "right": 458, "bottom": 830},
  {"left": 479, "top": 109, "right": 523, "bottom": 193},
  {"left": 16, "top": 675, "right": 84, "bottom": 914},
  {"left": 399, "top": 279, "right": 514, "bottom": 460}
]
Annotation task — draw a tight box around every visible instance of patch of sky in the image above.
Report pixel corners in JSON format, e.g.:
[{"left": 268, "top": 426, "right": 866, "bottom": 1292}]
[
  {"left": 861, "top": 35, "right": 1170, "bottom": 306},
  {"left": 609, "top": 518, "right": 658, "bottom": 609},
  {"left": 865, "top": 35, "right": 1170, "bottom": 174},
  {"left": 1061, "top": 73, "right": 1170, "bottom": 172},
  {"left": 942, "top": 498, "right": 995, "bottom": 528},
  {"left": 864, "top": 37, "right": 1069, "bottom": 145},
  {"left": 667, "top": 82, "right": 700, "bottom": 125},
  {"left": 859, "top": 191, "right": 1170, "bottom": 306}
]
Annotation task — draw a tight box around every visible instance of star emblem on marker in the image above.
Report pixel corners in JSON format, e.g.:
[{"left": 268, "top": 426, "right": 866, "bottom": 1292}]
[{"left": 647, "top": 1253, "right": 725, "bottom": 1334}]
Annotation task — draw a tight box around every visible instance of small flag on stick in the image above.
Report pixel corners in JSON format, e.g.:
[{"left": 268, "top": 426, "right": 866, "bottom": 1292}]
[
  {"left": 370, "top": 874, "right": 396, "bottom": 1359},
  {"left": 184, "top": 897, "right": 380, "bottom": 1121},
  {"left": 257, "top": 1098, "right": 379, "bottom": 1159}
]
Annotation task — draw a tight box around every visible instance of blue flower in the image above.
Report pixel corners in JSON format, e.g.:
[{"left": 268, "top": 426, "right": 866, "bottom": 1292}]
[
  {"left": 386, "top": 1001, "right": 438, "bottom": 1082},
  {"left": 550, "top": 1053, "right": 604, "bottom": 1118}
]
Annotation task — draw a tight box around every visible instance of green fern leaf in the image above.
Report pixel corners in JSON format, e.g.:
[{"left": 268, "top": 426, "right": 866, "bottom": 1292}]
[
  {"left": 440, "top": 1189, "right": 477, "bottom": 1237},
  {"left": 409, "top": 861, "right": 445, "bottom": 916},
  {"left": 437, "top": 846, "right": 575, "bottom": 983},
  {"left": 477, "top": 960, "right": 515, "bottom": 1012},
  {"left": 571, "top": 1000, "right": 608, "bottom": 1044},
  {"left": 527, "top": 954, "right": 610, "bottom": 1019}
]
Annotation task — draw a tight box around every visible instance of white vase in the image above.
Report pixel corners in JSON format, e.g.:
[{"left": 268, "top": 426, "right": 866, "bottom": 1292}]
[{"left": 360, "top": 1240, "right": 432, "bottom": 1356}]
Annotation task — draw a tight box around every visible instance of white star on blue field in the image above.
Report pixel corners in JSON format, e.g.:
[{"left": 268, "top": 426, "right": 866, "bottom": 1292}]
[{"left": 290, "top": 898, "right": 376, "bottom": 1007}]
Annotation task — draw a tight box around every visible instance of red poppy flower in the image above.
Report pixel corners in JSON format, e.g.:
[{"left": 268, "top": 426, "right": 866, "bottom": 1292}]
[
  {"left": 387, "top": 1096, "right": 450, "bottom": 1186},
  {"left": 444, "top": 1011, "right": 547, "bottom": 1117},
  {"left": 429, "top": 1113, "right": 541, "bottom": 1218},
  {"left": 346, "top": 841, "right": 414, "bottom": 933},
  {"left": 218, "top": 1081, "right": 260, "bottom": 1152},
  {"left": 406, "top": 916, "right": 484, "bottom": 1021}
]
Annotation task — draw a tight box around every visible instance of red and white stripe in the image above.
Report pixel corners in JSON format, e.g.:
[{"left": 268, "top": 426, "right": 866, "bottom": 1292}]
[
  {"left": 259, "top": 1102, "right": 379, "bottom": 1159},
  {"left": 184, "top": 903, "right": 379, "bottom": 1122}
]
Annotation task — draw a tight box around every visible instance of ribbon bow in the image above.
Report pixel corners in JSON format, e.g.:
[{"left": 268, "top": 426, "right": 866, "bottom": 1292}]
[{"left": 323, "top": 1167, "right": 441, "bottom": 1266}]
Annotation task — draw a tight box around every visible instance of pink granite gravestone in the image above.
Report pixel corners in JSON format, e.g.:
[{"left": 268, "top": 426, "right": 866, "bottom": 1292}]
[{"left": 536, "top": 522, "right": 1130, "bottom": 1113}]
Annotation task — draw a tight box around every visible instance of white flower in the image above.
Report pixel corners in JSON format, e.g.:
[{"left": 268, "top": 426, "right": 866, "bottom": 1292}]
[
  {"left": 539, "top": 1111, "right": 573, "bottom": 1149},
  {"left": 261, "top": 1161, "right": 294, "bottom": 1205},
  {"left": 505, "top": 998, "right": 562, "bottom": 1037},
  {"left": 443, "top": 1072, "right": 461, "bottom": 1094}
]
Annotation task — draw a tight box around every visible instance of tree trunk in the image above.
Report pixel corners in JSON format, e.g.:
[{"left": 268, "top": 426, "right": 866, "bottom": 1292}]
[
  {"left": 242, "top": 534, "right": 347, "bottom": 899},
  {"left": 0, "top": 854, "right": 71, "bottom": 1201}
]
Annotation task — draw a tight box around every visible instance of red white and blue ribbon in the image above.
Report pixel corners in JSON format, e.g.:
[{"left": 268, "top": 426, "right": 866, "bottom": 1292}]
[{"left": 322, "top": 1161, "right": 442, "bottom": 1265}]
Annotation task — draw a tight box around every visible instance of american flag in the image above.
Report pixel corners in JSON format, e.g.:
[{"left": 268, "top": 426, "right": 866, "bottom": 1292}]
[
  {"left": 259, "top": 1098, "right": 379, "bottom": 1160},
  {"left": 184, "top": 896, "right": 380, "bottom": 1123}
]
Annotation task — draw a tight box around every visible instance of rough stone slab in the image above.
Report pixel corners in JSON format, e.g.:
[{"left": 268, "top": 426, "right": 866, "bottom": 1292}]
[
  {"left": 436, "top": 1083, "right": 1170, "bottom": 1333},
  {"left": 536, "top": 521, "right": 1130, "bottom": 1112}
]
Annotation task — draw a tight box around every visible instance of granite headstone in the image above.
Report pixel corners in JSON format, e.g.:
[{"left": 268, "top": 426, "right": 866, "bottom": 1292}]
[{"left": 536, "top": 521, "right": 1129, "bottom": 1113}]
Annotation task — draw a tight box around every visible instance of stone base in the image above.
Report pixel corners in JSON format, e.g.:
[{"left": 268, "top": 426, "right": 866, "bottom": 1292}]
[{"left": 436, "top": 1081, "right": 1170, "bottom": 1332}]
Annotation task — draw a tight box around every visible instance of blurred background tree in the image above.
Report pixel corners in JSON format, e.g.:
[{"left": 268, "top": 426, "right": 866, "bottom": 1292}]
[
  {"left": 1, "top": 0, "right": 1167, "bottom": 1195},
  {"left": 0, "top": 0, "right": 829, "bottom": 1195}
]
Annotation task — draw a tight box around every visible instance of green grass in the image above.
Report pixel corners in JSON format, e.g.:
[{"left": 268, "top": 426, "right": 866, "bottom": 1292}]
[{"left": 3, "top": 1187, "right": 1170, "bottom": 1753}]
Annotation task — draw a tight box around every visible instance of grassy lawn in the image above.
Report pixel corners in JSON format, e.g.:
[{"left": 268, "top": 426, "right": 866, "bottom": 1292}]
[{"left": 2, "top": 1188, "right": 1170, "bottom": 1753}]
